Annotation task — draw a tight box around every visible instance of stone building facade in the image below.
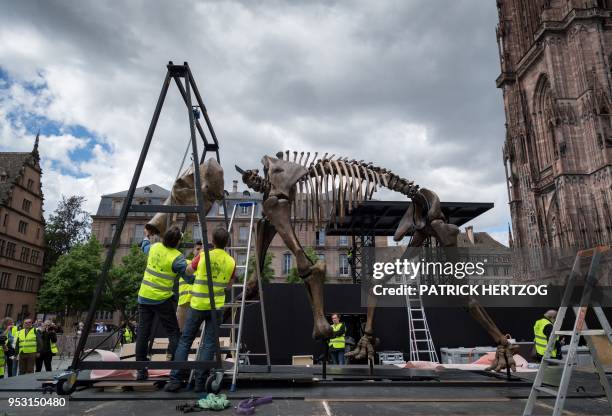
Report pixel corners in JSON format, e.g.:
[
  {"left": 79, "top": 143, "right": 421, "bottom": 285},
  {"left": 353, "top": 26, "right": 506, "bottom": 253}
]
[
  {"left": 91, "top": 180, "right": 386, "bottom": 284},
  {"left": 0, "top": 138, "right": 45, "bottom": 321},
  {"left": 497, "top": 1, "right": 612, "bottom": 249}
]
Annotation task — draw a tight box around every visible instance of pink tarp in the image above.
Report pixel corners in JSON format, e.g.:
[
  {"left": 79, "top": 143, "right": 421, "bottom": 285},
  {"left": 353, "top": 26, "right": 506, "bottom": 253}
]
[
  {"left": 401, "top": 353, "right": 536, "bottom": 372},
  {"left": 88, "top": 350, "right": 170, "bottom": 380}
]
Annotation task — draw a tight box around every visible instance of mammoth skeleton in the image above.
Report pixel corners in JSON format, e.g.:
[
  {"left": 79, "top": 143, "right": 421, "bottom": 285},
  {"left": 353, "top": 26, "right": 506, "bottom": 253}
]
[{"left": 238, "top": 151, "right": 516, "bottom": 371}]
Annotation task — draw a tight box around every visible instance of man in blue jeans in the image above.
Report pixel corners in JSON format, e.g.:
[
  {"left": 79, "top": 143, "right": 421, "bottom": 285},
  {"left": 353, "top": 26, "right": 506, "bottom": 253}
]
[{"left": 165, "top": 227, "right": 236, "bottom": 392}]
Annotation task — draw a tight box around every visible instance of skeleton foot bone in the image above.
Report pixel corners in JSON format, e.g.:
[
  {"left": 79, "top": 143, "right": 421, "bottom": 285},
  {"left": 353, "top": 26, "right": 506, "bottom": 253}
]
[{"left": 345, "top": 334, "right": 376, "bottom": 361}]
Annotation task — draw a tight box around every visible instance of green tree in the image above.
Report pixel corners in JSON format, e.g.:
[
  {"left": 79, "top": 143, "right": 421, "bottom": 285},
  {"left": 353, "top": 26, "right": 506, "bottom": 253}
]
[
  {"left": 44, "top": 195, "right": 92, "bottom": 272},
  {"left": 38, "top": 237, "right": 108, "bottom": 317},
  {"left": 240, "top": 252, "right": 274, "bottom": 284},
  {"left": 286, "top": 247, "right": 322, "bottom": 283},
  {"left": 109, "top": 245, "right": 148, "bottom": 314}
]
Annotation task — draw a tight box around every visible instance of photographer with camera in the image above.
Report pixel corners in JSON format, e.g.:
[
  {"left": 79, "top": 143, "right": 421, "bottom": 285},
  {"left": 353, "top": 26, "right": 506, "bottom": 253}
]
[{"left": 35, "top": 320, "right": 58, "bottom": 372}]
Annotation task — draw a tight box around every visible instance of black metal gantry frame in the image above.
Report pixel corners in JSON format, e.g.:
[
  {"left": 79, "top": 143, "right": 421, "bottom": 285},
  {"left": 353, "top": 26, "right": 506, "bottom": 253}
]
[
  {"left": 350, "top": 230, "right": 376, "bottom": 284},
  {"left": 60, "top": 62, "right": 230, "bottom": 385}
]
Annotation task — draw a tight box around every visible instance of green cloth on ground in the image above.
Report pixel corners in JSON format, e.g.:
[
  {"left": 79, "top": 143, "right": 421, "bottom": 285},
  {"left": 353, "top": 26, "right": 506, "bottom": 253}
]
[{"left": 198, "top": 393, "right": 231, "bottom": 411}]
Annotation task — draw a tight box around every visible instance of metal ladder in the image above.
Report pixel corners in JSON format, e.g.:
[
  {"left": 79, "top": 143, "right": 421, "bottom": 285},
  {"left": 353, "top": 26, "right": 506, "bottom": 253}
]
[
  {"left": 403, "top": 274, "right": 438, "bottom": 362},
  {"left": 222, "top": 201, "right": 271, "bottom": 391},
  {"left": 523, "top": 246, "right": 612, "bottom": 416}
]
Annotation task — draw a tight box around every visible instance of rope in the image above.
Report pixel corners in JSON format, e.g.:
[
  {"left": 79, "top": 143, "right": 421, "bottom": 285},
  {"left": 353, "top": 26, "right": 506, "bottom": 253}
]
[
  {"left": 197, "top": 393, "right": 231, "bottom": 411},
  {"left": 235, "top": 396, "right": 273, "bottom": 415}
]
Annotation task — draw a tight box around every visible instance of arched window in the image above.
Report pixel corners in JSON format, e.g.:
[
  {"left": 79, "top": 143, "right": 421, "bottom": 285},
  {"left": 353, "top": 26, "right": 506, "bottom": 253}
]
[{"left": 533, "top": 75, "right": 557, "bottom": 169}]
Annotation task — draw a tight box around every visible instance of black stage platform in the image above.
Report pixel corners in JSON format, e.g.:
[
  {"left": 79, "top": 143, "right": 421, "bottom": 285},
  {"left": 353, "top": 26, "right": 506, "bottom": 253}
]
[{"left": 1, "top": 368, "right": 612, "bottom": 415}]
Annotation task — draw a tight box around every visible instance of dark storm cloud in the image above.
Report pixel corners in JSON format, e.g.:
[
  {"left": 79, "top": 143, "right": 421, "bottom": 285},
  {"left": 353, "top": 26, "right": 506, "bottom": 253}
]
[{"left": 223, "top": 0, "right": 505, "bottom": 182}]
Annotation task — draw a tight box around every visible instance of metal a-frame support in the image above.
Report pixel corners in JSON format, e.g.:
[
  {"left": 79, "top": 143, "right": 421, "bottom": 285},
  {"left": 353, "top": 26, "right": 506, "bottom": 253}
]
[{"left": 54, "top": 61, "right": 229, "bottom": 395}]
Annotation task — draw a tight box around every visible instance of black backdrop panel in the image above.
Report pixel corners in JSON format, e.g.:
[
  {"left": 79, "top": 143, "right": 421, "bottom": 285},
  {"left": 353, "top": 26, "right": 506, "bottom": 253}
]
[{"left": 235, "top": 284, "right": 612, "bottom": 364}]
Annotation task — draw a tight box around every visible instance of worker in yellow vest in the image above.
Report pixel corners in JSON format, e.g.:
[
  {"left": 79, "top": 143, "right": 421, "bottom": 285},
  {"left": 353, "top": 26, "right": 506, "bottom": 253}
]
[
  {"left": 8, "top": 324, "right": 17, "bottom": 376},
  {"left": 16, "top": 319, "right": 41, "bottom": 374},
  {"left": 328, "top": 314, "right": 346, "bottom": 365},
  {"left": 35, "top": 320, "right": 58, "bottom": 372},
  {"left": 121, "top": 322, "right": 135, "bottom": 345},
  {"left": 1, "top": 317, "right": 17, "bottom": 377},
  {"left": 177, "top": 240, "right": 202, "bottom": 331},
  {"left": 534, "top": 309, "right": 562, "bottom": 360},
  {"left": 135, "top": 226, "right": 195, "bottom": 381},
  {"left": 165, "top": 227, "right": 236, "bottom": 393},
  {"left": 0, "top": 327, "right": 7, "bottom": 379}
]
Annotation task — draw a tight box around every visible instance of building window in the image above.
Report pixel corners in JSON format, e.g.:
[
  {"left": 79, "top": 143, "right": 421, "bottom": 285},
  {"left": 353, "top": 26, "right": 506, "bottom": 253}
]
[
  {"left": 317, "top": 253, "right": 325, "bottom": 263},
  {"left": 30, "top": 250, "right": 39, "bottom": 265},
  {"left": 338, "top": 235, "right": 348, "bottom": 246},
  {"left": 339, "top": 254, "right": 349, "bottom": 276},
  {"left": 25, "top": 277, "right": 34, "bottom": 292},
  {"left": 4, "top": 304, "right": 12, "bottom": 317},
  {"left": 112, "top": 200, "right": 123, "bottom": 216},
  {"left": 15, "top": 275, "right": 25, "bottom": 291},
  {"left": 240, "top": 204, "right": 250, "bottom": 216},
  {"left": 27, "top": 179, "right": 34, "bottom": 191},
  {"left": 238, "top": 226, "right": 249, "bottom": 243},
  {"left": 36, "top": 227, "right": 40, "bottom": 239},
  {"left": 6, "top": 242, "right": 16, "bottom": 258},
  {"left": 315, "top": 229, "right": 326, "bottom": 246},
  {"left": 0, "top": 272, "right": 10, "bottom": 289},
  {"left": 192, "top": 223, "right": 202, "bottom": 242},
  {"left": 18, "top": 221, "right": 28, "bottom": 234},
  {"left": 0, "top": 172, "right": 7, "bottom": 182},
  {"left": 3, "top": 214, "right": 7, "bottom": 226},
  {"left": 110, "top": 224, "right": 116, "bottom": 238},
  {"left": 218, "top": 203, "right": 225, "bottom": 216},
  {"left": 0, "top": 239, "right": 5, "bottom": 256},
  {"left": 133, "top": 224, "right": 145, "bottom": 243},
  {"left": 20, "top": 247, "right": 30, "bottom": 262},
  {"left": 22, "top": 199, "right": 32, "bottom": 213},
  {"left": 19, "top": 305, "right": 29, "bottom": 320},
  {"left": 283, "top": 253, "right": 292, "bottom": 275}
]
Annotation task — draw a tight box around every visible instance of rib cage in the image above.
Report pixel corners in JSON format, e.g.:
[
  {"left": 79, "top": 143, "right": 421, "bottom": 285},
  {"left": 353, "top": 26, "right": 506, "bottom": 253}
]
[{"left": 278, "top": 150, "right": 420, "bottom": 231}]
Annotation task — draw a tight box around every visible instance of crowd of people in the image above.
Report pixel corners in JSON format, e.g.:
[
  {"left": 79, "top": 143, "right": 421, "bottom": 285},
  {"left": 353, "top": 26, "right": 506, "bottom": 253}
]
[{"left": 0, "top": 317, "right": 61, "bottom": 377}]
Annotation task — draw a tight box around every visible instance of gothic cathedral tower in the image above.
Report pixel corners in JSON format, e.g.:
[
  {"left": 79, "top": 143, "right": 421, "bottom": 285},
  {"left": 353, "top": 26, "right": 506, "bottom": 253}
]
[{"left": 497, "top": 0, "right": 612, "bottom": 249}]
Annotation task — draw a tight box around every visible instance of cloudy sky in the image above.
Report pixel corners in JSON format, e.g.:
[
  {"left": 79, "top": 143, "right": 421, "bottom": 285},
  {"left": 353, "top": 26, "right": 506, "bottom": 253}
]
[{"left": 0, "top": 1, "right": 510, "bottom": 244}]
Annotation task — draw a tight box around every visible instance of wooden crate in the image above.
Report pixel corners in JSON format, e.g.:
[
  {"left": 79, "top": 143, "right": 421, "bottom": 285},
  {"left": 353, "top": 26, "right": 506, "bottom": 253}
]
[{"left": 292, "top": 355, "right": 314, "bottom": 366}]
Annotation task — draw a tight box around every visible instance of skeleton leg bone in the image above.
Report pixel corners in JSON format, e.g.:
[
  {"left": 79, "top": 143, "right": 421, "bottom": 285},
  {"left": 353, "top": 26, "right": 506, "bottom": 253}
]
[{"left": 262, "top": 196, "right": 332, "bottom": 339}]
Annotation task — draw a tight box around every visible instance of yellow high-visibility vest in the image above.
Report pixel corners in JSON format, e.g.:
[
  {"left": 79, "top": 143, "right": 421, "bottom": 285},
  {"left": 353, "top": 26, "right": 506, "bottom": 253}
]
[
  {"left": 178, "top": 277, "right": 192, "bottom": 306},
  {"left": 17, "top": 328, "right": 37, "bottom": 354},
  {"left": 123, "top": 327, "right": 134, "bottom": 343},
  {"left": 50, "top": 342, "right": 58, "bottom": 354},
  {"left": 0, "top": 333, "right": 6, "bottom": 377},
  {"left": 9, "top": 326, "right": 17, "bottom": 347},
  {"left": 190, "top": 249, "right": 235, "bottom": 311},
  {"left": 138, "top": 243, "right": 182, "bottom": 301},
  {"left": 534, "top": 317, "right": 558, "bottom": 358},
  {"left": 328, "top": 323, "right": 346, "bottom": 349}
]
